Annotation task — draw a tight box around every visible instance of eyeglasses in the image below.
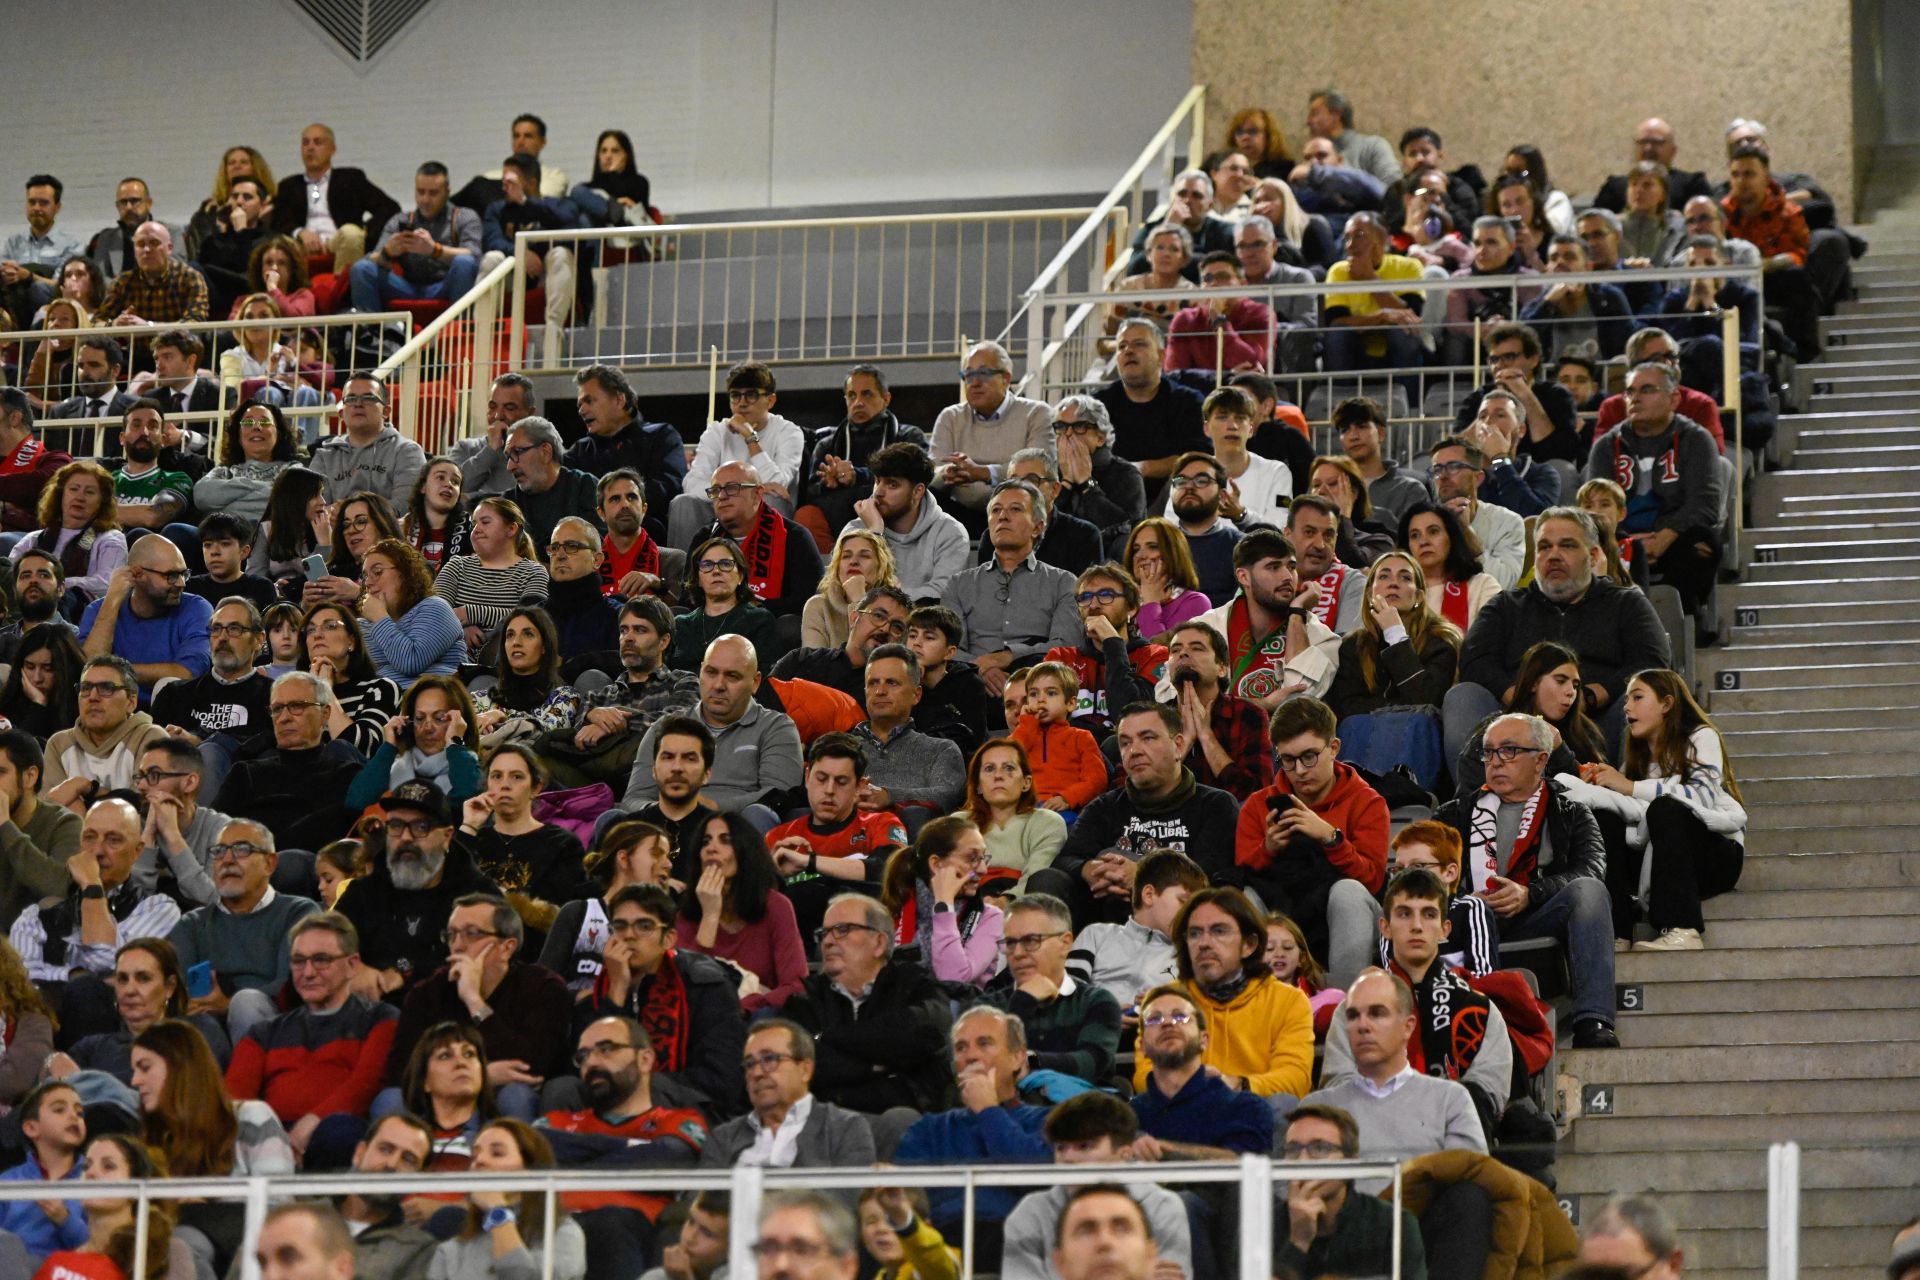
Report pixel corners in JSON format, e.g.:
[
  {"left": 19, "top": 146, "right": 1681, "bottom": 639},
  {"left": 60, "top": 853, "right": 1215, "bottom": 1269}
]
[
  {"left": 136, "top": 567, "right": 191, "bottom": 584},
  {"left": 304, "top": 621, "right": 347, "bottom": 638},
  {"left": 134, "top": 767, "right": 193, "bottom": 786},
  {"left": 996, "top": 931, "right": 1067, "bottom": 954},
  {"left": 1277, "top": 748, "right": 1324, "bottom": 773},
  {"left": 573, "top": 1039, "right": 637, "bottom": 1068},
  {"left": 697, "top": 557, "right": 740, "bottom": 574},
  {"left": 1168, "top": 475, "right": 1219, "bottom": 491},
  {"left": 386, "top": 817, "right": 442, "bottom": 839},
  {"left": 504, "top": 442, "right": 543, "bottom": 461},
  {"left": 1427, "top": 461, "right": 1477, "bottom": 478},
  {"left": 1052, "top": 421, "right": 1098, "bottom": 435},
  {"left": 727, "top": 388, "right": 768, "bottom": 403},
  {"left": 207, "top": 623, "right": 262, "bottom": 638},
  {"left": 209, "top": 842, "right": 270, "bottom": 862},
  {"left": 1185, "top": 923, "right": 1242, "bottom": 942},
  {"left": 115, "top": 196, "right": 148, "bottom": 208},
  {"left": 706, "top": 482, "right": 760, "bottom": 501},
  {"left": 741, "top": 1051, "right": 800, "bottom": 1073},
  {"left": 813, "top": 922, "right": 881, "bottom": 945},
  {"left": 340, "top": 393, "right": 385, "bottom": 406},
  {"left": 78, "top": 681, "right": 129, "bottom": 699},
  {"left": 548, "top": 540, "right": 596, "bottom": 556},
  {"left": 440, "top": 926, "right": 503, "bottom": 947},
  {"left": 1281, "top": 1140, "right": 1347, "bottom": 1160},
  {"left": 270, "top": 701, "right": 319, "bottom": 717},
  {"left": 289, "top": 952, "right": 346, "bottom": 971},
  {"left": 1141, "top": 1010, "right": 1195, "bottom": 1029},
  {"left": 750, "top": 1241, "right": 839, "bottom": 1263},
  {"left": 1481, "top": 743, "right": 1545, "bottom": 763},
  {"left": 1487, "top": 350, "right": 1528, "bottom": 365},
  {"left": 340, "top": 516, "right": 374, "bottom": 533},
  {"left": 856, "top": 610, "right": 908, "bottom": 637},
  {"left": 609, "top": 918, "right": 666, "bottom": 938},
  {"left": 958, "top": 368, "right": 1005, "bottom": 384},
  {"left": 1075, "top": 589, "right": 1123, "bottom": 606}
]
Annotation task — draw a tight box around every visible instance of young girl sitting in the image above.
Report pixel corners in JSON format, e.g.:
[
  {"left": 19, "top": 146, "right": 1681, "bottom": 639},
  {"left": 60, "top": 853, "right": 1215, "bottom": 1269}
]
[
  {"left": 1265, "top": 912, "right": 1344, "bottom": 1038},
  {"left": 1009, "top": 662, "right": 1108, "bottom": 813},
  {"left": 260, "top": 602, "right": 303, "bottom": 679},
  {"left": 1383, "top": 820, "right": 1498, "bottom": 976}
]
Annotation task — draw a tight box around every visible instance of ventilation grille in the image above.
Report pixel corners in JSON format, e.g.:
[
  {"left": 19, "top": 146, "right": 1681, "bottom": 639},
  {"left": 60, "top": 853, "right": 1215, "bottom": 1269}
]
[{"left": 292, "top": 0, "right": 433, "bottom": 63}]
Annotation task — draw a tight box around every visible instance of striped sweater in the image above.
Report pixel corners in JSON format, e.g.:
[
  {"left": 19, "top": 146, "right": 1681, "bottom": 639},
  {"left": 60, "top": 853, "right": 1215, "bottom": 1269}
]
[
  {"left": 431, "top": 555, "right": 550, "bottom": 632},
  {"left": 225, "top": 994, "right": 399, "bottom": 1124}
]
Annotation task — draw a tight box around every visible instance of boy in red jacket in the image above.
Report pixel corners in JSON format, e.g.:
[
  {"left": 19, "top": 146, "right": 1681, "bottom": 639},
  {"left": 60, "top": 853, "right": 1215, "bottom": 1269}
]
[{"left": 1010, "top": 662, "right": 1109, "bottom": 813}]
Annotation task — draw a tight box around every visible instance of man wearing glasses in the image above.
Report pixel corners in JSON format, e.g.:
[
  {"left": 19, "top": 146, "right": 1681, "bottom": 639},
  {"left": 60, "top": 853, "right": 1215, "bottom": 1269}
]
[
  {"left": 333, "top": 781, "right": 502, "bottom": 1004},
  {"left": 1127, "top": 984, "right": 1273, "bottom": 1159},
  {"left": 928, "top": 340, "right": 1051, "bottom": 524},
  {"left": 502, "top": 415, "right": 602, "bottom": 555},
  {"left": 213, "top": 671, "right": 366, "bottom": 850},
  {"left": 78, "top": 535, "right": 213, "bottom": 705},
  {"left": 1590, "top": 326, "right": 1727, "bottom": 453},
  {"left": 307, "top": 373, "right": 426, "bottom": 510},
  {"left": 1269, "top": 1101, "right": 1428, "bottom": 1280},
  {"left": 1425, "top": 436, "right": 1526, "bottom": 588},
  {"left": 165, "top": 817, "right": 318, "bottom": 1044},
  {"left": 699, "top": 1018, "right": 876, "bottom": 1169},
  {"left": 226, "top": 913, "right": 400, "bottom": 1172},
  {"left": 993, "top": 449, "right": 1104, "bottom": 574},
  {"left": 679, "top": 459, "right": 825, "bottom": 625},
  {"left": 1448, "top": 322, "right": 1583, "bottom": 466},
  {"left": 1040, "top": 563, "right": 1163, "bottom": 737},
  {"left": 673, "top": 360, "right": 807, "bottom": 551},
  {"left": 151, "top": 596, "right": 273, "bottom": 741},
  {"left": 978, "top": 894, "right": 1120, "bottom": 1084},
  {"left": 539, "top": 514, "right": 620, "bottom": 668},
  {"left": 130, "top": 737, "right": 230, "bottom": 908},
  {"left": 40, "top": 657, "right": 171, "bottom": 813},
  {"left": 380, "top": 893, "right": 570, "bottom": 1121},
  {"left": 773, "top": 583, "right": 913, "bottom": 702}
]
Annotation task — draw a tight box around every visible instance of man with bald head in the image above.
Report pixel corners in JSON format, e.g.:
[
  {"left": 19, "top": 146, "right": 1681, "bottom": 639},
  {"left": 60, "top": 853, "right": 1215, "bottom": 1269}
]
[
  {"left": 9, "top": 797, "right": 184, "bottom": 1041},
  {"left": 621, "top": 635, "right": 803, "bottom": 828},
  {"left": 269, "top": 122, "right": 401, "bottom": 275},
  {"left": 168, "top": 818, "right": 319, "bottom": 1042},
  {"left": 79, "top": 534, "right": 213, "bottom": 703},
  {"left": 1594, "top": 118, "right": 1712, "bottom": 212},
  {"left": 94, "top": 220, "right": 210, "bottom": 327},
  {"left": 682, "top": 459, "right": 824, "bottom": 620}
]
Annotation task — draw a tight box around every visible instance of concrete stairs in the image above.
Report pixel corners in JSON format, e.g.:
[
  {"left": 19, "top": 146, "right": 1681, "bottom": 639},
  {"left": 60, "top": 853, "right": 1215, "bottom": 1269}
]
[{"left": 1550, "top": 213, "right": 1920, "bottom": 1280}]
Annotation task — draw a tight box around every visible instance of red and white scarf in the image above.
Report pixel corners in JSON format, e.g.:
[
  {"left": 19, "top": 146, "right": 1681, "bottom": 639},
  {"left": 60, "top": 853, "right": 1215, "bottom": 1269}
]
[
  {"left": 739, "top": 500, "right": 790, "bottom": 604},
  {"left": 1467, "top": 782, "right": 1547, "bottom": 891},
  {"left": 0, "top": 437, "right": 45, "bottom": 476},
  {"left": 1308, "top": 564, "right": 1355, "bottom": 629},
  {"left": 1438, "top": 580, "right": 1472, "bottom": 630}
]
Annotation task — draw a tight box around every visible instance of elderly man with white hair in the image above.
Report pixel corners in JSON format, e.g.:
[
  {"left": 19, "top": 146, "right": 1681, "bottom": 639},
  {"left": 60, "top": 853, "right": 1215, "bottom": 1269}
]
[
  {"left": 929, "top": 340, "right": 1053, "bottom": 520},
  {"left": 1122, "top": 168, "right": 1237, "bottom": 278},
  {"left": 215, "top": 670, "right": 368, "bottom": 849},
  {"left": 1042, "top": 395, "right": 1146, "bottom": 549}
]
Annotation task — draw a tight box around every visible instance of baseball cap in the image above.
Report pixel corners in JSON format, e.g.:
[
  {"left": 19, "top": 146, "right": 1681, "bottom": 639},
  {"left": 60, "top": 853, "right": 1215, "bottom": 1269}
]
[{"left": 377, "top": 781, "right": 453, "bottom": 828}]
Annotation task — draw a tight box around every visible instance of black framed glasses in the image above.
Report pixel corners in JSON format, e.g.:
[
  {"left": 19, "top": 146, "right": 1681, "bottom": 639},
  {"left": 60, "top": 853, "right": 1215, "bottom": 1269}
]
[
  {"left": 441, "top": 926, "right": 503, "bottom": 947},
  {"left": 384, "top": 817, "right": 441, "bottom": 838},
  {"left": 209, "top": 842, "right": 271, "bottom": 862},
  {"left": 813, "top": 922, "right": 881, "bottom": 945},
  {"left": 1481, "top": 744, "right": 1545, "bottom": 763},
  {"left": 1074, "top": 589, "right": 1123, "bottom": 606},
  {"left": 706, "top": 482, "right": 760, "bottom": 501},
  {"left": 996, "top": 931, "right": 1067, "bottom": 954},
  {"left": 741, "top": 1051, "right": 799, "bottom": 1073},
  {"left": 207, "top": 623, "right": 262, "bottom": 639},
  {"left": 573, "top": 1039, "right": 637, "bottom": 1068},
  {"left": 134, "top": 767, "right": 193, "bottom": 787}
]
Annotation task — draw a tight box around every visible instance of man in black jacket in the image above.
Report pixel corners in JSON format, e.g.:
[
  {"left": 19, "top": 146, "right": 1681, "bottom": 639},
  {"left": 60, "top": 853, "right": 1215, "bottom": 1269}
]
[
  {"left": 771, "top": 584, "right": 912, "bottom": 703},
  {"left": 270, "top": 123, "right": 400, "bottom": 274},
  {"left": 1592, "top": 118, "right": 1713, "bottom": 212},
  {"left": 215, "top": 672, "right": 365, "bottom": 850},
  {"left": 1432, "top": 712, "right": 1617, "bottom": 1048},
  {"left": 570, "top": 364, "right": 686, "bottom": 543},
  {"left": 781, "top": 893, "right": 955, "bottom": 1128},
  {"left": 1443, "top": 507, "right": 1669, "bottom": 765},
  {"left": 794, "top": 364, "right": 929, "bottom": 549}
]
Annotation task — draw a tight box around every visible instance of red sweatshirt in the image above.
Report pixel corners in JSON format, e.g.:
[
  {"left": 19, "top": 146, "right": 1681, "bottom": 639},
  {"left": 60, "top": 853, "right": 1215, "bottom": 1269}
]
[
  {"left": 1234, "top": 762, "right": 1390, "bottom": 892},
  {"left": 225, "top": 994, "right": 398, "bottom": 1124},
  {"left": 1011, "top": 715, "right": 1110, "bottom": 809}
]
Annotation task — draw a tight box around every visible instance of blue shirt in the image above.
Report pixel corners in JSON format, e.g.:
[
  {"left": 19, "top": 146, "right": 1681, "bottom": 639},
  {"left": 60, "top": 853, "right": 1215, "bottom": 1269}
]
[
  {"left": 894, "top": 1100, "right": 1051, "bottom": 1227},
  {"left": 0, "top": 1150, "right": 88, "bottom": 1263},
  {"left": 78, "top": 591, "right": 214, "bottom": 702},
  {"left": 1131, "top": 1065, "right": 1274, "bottom": 1155}
]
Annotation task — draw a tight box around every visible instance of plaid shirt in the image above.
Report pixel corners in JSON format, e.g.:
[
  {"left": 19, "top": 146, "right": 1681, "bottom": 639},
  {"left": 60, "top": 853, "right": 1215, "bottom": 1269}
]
[
  {"left": 1721, "top": 183, "right": 1808, "bottom": 266},
  {"left": 1186, "top": 690, "right": 1275, "bottom": 801},
  {"left": 98, "top": 259, "right": 210, "bottom": 323},
  {"left": 573, "top": 665, "right": 699, "bottom": 729}
]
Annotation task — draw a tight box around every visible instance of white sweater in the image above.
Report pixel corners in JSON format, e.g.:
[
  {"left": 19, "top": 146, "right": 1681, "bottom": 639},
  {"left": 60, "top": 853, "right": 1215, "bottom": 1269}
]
[
  {"left": 1555, "top": 725, "right": 1747, "bottom": 848},
  {"left": 683, "top": 413, "right": 807, "bottom": 495}
]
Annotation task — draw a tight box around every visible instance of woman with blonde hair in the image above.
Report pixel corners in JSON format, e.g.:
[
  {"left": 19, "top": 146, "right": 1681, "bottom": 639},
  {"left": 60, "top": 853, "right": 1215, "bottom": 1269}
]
[
  {"left": 1123, "top": 517, "right": 1210, "bottom": 642},
  {"left": 1106, "top": 224, "right": 1193, "bottom": 338},
  {"left": 222, "top": 292, "right": 319, "bottom": 410},
  {"left": 1563, "top": 668, "right": 1747, "bottom": 953},
  {"left": 10, "top": 459, "right": 125, "bottom": 601},
  {"left": 1308, "top": 454, "right": 1395, "bottom": 566},
  {"left": 21, "top": 295, "right": 91, "bottom": 409},
  {"left": 802, "top": 528, "right": 901, "bottom": 649},
  {"left": 186, "top": 145, "right": 277, "bottom": 259},
  {"left": 1325, "top": 551, "right": 1460, "bottom": 720}
]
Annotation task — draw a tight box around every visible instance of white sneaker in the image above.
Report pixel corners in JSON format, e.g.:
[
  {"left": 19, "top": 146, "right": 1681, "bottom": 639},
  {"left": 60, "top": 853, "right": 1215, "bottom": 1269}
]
[{"left": 1634, "top": 928, "right": 1704, "bottom": 952}]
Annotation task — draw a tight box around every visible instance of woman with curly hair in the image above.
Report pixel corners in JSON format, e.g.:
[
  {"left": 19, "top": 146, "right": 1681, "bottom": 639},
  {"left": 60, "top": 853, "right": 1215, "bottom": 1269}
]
[
  {"left": 237, "top": 233, "right": 313, "bottom": 319},
  {"left": 1224, "top": 106, "right": 1294, "bottom": 177},
  {"left": 193, "top": 400, "right": 299, "bottom": 524},
  {"left": 185, "top": 145, "right": 277, "bottom": 259},
  {"left": 34, "top": 1133, "right": 191, "bottom": 1280},
  {"left": 360, "top": 538, "right": 467, "bottom": 684},
  {"left": 9, "top": 459, "right": 125, "bottom": 601},
  {"left": 801, "top": 528, "right": 901, "bottom": 649},
  {"left": 0, "top": 937, "right": 57, "bottom": 1104}
]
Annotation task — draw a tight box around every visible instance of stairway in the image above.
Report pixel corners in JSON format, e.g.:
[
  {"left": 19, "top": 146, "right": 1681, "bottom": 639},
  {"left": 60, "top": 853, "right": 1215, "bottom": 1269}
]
[{"left": 1550, "top": 213, "right": 1920, "bottom": 1280}]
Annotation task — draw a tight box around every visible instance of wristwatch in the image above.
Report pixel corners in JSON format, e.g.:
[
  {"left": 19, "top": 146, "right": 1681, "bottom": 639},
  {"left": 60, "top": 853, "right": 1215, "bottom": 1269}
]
[
  {"left": 741, "top": 428, "right": 761, "bottom": 446},
  {"left": 1287, "top": 605, "right": 1310, "bottom": 618},
  {"left": 80, "top": 885, "right": 106, "bottom": 901},
  {"left": 482, "top": 1206, "right": 518, "bottom": 1233}
]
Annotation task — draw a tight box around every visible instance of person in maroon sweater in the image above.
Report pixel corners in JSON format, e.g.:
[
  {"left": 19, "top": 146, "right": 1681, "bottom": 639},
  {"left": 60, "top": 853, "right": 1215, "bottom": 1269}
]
[
  {"left": 381, "top": 893, "right": 572, "bottom": 1121},
  {"left": 226, "top": 912, "right": 398, "bottom": 1170}
]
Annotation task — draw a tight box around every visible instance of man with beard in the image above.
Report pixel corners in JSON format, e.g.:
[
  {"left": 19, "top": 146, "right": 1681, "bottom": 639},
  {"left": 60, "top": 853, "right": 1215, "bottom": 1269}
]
[
  {"left": 1127, "top": 984, "right": 1273, "bottom": 1157},
  {"left": 847, "top": 442, "right": 971, "bottom": 603},
  {"left": 543, "top": 515, "right": 620, "bottom": 668},
  {"left": 129, "top": 738, "right": 232, "bottom": 907},
  {"left": 699, "top": 1019, "right": 877, "bottom": 1168},
  {"left": 795, "top": 364, "right": 929, "bottom": 549},
  {"left": 1167, "top": 453, "right": 1242, "bottom": 605},
  {"left": 1127, "top": 886, "right": 1312, "bottom": 1108},
  {"left": 1286, "top": 495, "right": 1364, "bottom": 635},
  {"left": 596, "top": 468, "right": 676, "bottom": 599},
  {"left": 337, "top": 1113, "right": 438, "bottom": 1280},
  {"left": 383, "top": 894, "right": 570, "bottom": 1118},
  {"left": 166, "top": 817, "right": 319, "bottom": 1042},
  {"left": 1042, "top": 563, "right": 1165, "bottom": 737},
  {"left": 773, "top": 584, "right": 913, "bottom": 703},
  {"left": 152, "top": 597, "right": 273, "bottom": 741},
  {"left": 214, "top": 672, "right": 365, "bottom": 849},
  {"left": 569, "top": 366, "right": 687, "bottom": 541},
  {"left": 79, "top": 534, "right": 213, "bottom": 703},
  {"left": 40, "top": 657, "right": 172, "bottom": 813},
  {"left": 0, "top": 550, "right": 75, "bottom": 663},
  {"left": 1037, "top": 703, "right": 1240, "bottom": 927},
  {"left": 0, "top": 389, "right": 71, "bottom": 536},
  {"left": 1156, "top": 621, "right": 1271, "bottom": 801},
  {"left": 1426, "top": 436, "right": 1526, "bottom": 589},
  {"left": 108, "top": 401, "right": 193, "bottom": 538},
  {"left": 334, "top": 780, "right": 499, "bottom": 999},
  {"left": 1094, "top": 320, "right": 1206, "bottom": 486},
  {"left": 541, "top": 596, "right": 698, "bottom": 790},
  {"left": 45, "top": 336, "right": 138, "bottom": 456},
  {"left": 226, "top": 913, "right": 400, "bottom": 1171},
  {"left": 1443, "top": 508, "right": 1669, "bottom": 764},
  {"left": 0, "top": 731, "right": 80, "bottom": 926},
  {"left": 1190, "top": 528, "right": 1339, "bottom": 711}
]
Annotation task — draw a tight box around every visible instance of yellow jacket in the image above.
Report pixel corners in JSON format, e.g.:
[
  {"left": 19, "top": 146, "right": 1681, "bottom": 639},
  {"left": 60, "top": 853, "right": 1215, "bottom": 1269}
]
[
  {"left": 872, "top": 1216, "right": 960, "bottom": 1280},
  {"left": 1131, "top": 973, "right": 1314, "bottom": 1099}
]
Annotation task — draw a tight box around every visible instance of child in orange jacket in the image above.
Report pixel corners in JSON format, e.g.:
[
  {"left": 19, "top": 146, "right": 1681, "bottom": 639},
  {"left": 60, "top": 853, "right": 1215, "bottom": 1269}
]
[{"left": 1010, "top": 662, "right": 1109, "bottom": 811}]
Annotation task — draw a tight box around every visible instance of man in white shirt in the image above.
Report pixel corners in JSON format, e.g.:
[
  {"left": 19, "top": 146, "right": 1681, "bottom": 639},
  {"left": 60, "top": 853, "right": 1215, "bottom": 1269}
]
[
  {"left": 1428, "top": 437, "right": 1526, "bottom": 588},
  {"left": 698, "top": 1019, "right": 877, "bottom": 1169},
  {"left": 671, "top": 361, "right": 807, "bottom": 550},
  {"left": 1161, "top": 387, "right": 1291, "bottom": 529}
]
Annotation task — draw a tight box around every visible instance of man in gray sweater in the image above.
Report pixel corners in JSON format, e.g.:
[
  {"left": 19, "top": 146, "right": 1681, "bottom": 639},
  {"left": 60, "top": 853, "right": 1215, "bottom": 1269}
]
[{"left": 848, "top": 645, "right": 965, "bottom": 820}]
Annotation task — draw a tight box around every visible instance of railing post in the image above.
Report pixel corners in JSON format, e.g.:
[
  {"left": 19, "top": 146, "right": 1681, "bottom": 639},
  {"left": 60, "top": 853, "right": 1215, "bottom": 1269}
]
[
  {"left": 397, "top": 352, "right": 421, "bottom": 444},
  {"left": 729, "top": 1160, "right": 765, "bottom": 1280},
  {"left": 1238, "top": 1153, "right": 1273, "bottom": 1280},
  {"left": 1723, "top": 304, "right": 1743, "bottom": 566},
  {"left": 238, "top": 1174, "right": 269, "bottom": 1280},
  {"left": 1767, "top": 1141, "right": 1800, "bottom": 1280},
  {"left": 509, "top": 238, "right": 528, "bottom": 371},
  {"left": 1188, "top": 88, "right": 1207, "bottom": 174},
  {"left": 466, "top": 273, "right": 500, "bottom": 442}
]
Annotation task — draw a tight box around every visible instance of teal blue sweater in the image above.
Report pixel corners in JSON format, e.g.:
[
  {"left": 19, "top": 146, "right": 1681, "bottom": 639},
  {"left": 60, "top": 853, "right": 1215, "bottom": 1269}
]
[
  {"left": 167, "top": 891, "right": 320, "bottom": 995},
  {"left": 345, "top": 741, "right": 483, "bottom": 812}
]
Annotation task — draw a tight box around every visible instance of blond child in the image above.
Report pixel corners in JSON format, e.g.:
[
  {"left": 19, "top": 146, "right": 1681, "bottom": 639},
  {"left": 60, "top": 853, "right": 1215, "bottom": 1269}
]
[{"left": 1009, "top": 662, "right": 1109, "bottom": 811}]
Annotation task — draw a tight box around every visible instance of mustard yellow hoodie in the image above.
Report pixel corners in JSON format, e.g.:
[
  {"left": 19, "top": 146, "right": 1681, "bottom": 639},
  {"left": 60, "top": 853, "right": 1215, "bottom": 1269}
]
[{"left": 1132, "top": 972, "right": 1314, "bottom": 1100}]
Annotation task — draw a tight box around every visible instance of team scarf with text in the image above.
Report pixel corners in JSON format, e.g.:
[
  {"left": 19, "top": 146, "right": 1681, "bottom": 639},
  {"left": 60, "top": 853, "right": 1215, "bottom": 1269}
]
[
  {"left": 1466, "top": 782, "right": 1547, "bottom": 891},
  {"left": 739, "top": 500, "right": 790, "bottom": 603}
]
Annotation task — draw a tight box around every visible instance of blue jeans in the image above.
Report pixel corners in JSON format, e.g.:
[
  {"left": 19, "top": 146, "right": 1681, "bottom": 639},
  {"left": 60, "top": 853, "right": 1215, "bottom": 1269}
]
[
  {"left": 1501, "top": 876, "right": 1616, "bottom": 1024},
  {"left": 349, "top": 253, "right": 481, "bottom": 312}
]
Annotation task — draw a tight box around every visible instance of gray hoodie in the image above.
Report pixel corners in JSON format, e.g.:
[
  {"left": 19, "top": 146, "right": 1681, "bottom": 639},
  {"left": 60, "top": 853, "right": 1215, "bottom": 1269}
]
[
  {"left": 308, "top": 425, "right": 427, "bottom": 510},
  {"left": 1367, "top": 456, "right": 1434, "bottom": 530},
  {"left": 843, "top": 490, "right": 970, "bottom": 603}
]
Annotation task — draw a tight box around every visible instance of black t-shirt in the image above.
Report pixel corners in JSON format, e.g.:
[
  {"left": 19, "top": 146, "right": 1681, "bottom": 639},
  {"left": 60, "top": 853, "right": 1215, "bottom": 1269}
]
[
  {"left": 150, "top": 670, "right": 274, "bottom": 739},
  {"left": 187, "top": 573, "right": 278, "bottom": 613},
  {"left": 1096, "top": 378, "right": 1206, "bottom": 465}
]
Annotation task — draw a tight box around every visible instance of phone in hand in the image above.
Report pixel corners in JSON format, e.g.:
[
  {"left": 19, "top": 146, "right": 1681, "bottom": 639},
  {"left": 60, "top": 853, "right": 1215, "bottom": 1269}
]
[
  {"left": 301, "top": 554, "right": 327, "bottom": 582},
  {"left": 1264, "top": 792, "right": 1298, "bottom": 818},
  {"left": 186, "top": 962, "right": 214, "bottom": 1000}
]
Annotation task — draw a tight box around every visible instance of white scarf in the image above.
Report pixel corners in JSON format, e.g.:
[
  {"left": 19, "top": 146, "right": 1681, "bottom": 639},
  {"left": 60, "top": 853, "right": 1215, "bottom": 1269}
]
[{"left": 1466, "top": 783, "right": 1546, "bottom": 892}]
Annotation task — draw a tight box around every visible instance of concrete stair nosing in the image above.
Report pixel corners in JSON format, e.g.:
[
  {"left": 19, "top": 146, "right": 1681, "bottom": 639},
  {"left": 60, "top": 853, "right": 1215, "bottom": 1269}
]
[{"left": 1611, "top": 943, "right": 1920, "bottom": 983}]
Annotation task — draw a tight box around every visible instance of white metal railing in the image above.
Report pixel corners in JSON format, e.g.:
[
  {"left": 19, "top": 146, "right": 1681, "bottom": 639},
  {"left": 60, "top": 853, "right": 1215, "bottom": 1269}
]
[
  {"left": 373, "top": 253, "right": 519, "bottom": 457},
  {"left": 1, "top": 311, "right": 414, "bottom": 456},
  {"left": 0, "top": 1155, "right": 1406, "bottom": 1280},
  {"left": 1000, "top": 84, "right": 1210, "bottom": 381},
  {"left": 1767, "top": 1141, "right": 1800, "bottom": 1280},
  {"left": 503, "top": 208, "right": 1110, "bottom": 377}
]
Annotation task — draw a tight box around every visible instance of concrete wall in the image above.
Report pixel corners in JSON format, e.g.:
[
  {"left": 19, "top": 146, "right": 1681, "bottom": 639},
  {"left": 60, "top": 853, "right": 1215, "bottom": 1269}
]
[
  {"left": 1192, "top": 0, "right": 1858, "bottom": 221},
  {"left": 2, "top": 0, "right": 1190, "bottom": 237}
]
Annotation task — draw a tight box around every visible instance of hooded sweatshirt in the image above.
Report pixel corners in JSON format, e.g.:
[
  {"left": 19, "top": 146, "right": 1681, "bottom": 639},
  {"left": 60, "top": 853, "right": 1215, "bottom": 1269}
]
[
  {"left": 1129, "top": 973, "right": 1313, "bottom": 1098},
  {"left": 307, "top": 425, "right": 427, "bottom": 510},
  {"left": 844, "top": 490, "right": 971, "bottom": 602},
  {"left": 1234, "top": 762, "right": 1391, "bottom": 892},
  {"left": 43, "top": 711, "right": 172, "bottom": 793}
]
